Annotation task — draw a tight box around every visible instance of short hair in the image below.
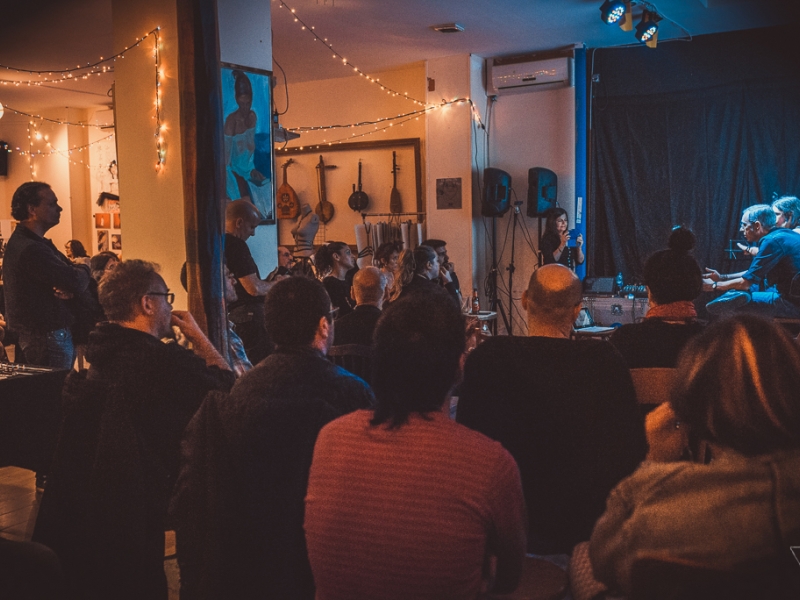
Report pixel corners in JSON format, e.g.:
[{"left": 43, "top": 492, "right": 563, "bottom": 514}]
[
  {"left": 264, "top": 277, "right": 331, "bottom": 348},
  {"left": 98, "top": 260, "right": 162, "bottom": 322},
  {"left": 91, "top": 251, "right": 119, "bottom": 281},
  {"left": 672, "top": 315, "right": 800, "bottom": 456},
  {"left": 742, "top": 204, "right": 776, "bottom": 230},
  {"left": 371, "top": 287, "right": 466, "bottom": 429},
  {"left": 226, "top": 199, "right": 262, "bottom": 223},
  {"left": 374, "top": 241, "right": 403, "bottom": 269},
  {"left": 421, "top": 239, "right": 446, "bottom": 251},
  {"left": 66, "top": 240, "right": 88, "bottom": 258},
  {"left": 11, "top": 182, "right": 51, "bottom": 221},
  {"left": 352, "top": 267, "right": 386, "bottom": 305},
  {"left": 544, "top": 207, "right": 568, "bottom": 237},
  {"left": 772, "top": 195, "right": 800, "bottom": 229},
  {"left": 525, "top": 264, "right": 582, "bottom": 320},
  {"left": 644, "top": 226, "right": 702, "bottom": 305},
  {"left": 314, "top": 241, "right": 349, "bottom": 275}
]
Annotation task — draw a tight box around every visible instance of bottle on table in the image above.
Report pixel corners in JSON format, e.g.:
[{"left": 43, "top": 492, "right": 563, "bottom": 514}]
[{"left": 471, "top": 288, "right": 480, "bottom": 315}]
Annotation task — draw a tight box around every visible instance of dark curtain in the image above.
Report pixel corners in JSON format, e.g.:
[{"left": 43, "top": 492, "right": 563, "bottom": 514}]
[
  {"left": 589, "top": 25, "right": 800, "bottom": 282},
  {"left": 177, "top": 0, "right": 228, "bottom": 357}
]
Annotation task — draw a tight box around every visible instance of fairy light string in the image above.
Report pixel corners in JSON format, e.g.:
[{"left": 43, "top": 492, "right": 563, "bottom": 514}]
[{"left": 275, "top": 0, "right": 426, "bottom": 106}]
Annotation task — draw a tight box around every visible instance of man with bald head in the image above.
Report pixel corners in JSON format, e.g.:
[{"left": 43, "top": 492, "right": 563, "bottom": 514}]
[
  {"left": 457, "top": 264, "right": 646, "bottom": 555},
  {"left": 332, "top": 266, "right": 386, "bottom": 347},
  {"left": 225, "top": 199, "right": 274, "bottom": 364}
]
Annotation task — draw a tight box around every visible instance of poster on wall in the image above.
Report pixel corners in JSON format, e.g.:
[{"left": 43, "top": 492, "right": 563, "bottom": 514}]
[
  {"left": 220, "top": 63, "right": 275, "bottom": 224},
  {"left": 436, "top": 177, "right": 462, "bottom": 210}
]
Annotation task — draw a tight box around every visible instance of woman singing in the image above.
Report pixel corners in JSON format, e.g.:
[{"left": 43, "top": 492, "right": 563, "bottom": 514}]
[{"left": 540, "top": 208, "right": 584, "bottom": 269}]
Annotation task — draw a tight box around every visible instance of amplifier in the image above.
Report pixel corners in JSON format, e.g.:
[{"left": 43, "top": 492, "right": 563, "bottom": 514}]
[{"left": 583, "top": 296, "right": 649, "bottom": 327}]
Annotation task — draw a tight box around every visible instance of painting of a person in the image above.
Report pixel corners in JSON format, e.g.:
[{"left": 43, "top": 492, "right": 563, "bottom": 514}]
[{"left": 224, "top": 69, "right": 272, "bottom": 220}]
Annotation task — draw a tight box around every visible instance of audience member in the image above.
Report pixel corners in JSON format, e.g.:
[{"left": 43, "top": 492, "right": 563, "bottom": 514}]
[
  {"left": 305, "top": 288, "right": 526, "bottom": 598},
  {"left": 33, "top": 259, "right": 234, "bottom": 600},
  {"left": 457, "top": 264, "right": 647, "bottom": 555},
  {"left": 225, "top": 199, "right": 273, "bottom": 363},
  {"left": 3, "top": 181, "right": 90, "bottom": 369},
  {"left": 171, "top": 276, "right": 373, "bottom": 600},
  {"left": 332, "top": 266, "right": 386, "bottom": 346},
  {"left": 389, "top": 245, "right": 459, "bottom": 306},
  {"left": 90, "top": 251, "right": 119, "bottom": 282},
  {"left": 421, "top": 238, "right": 462, "bottom": 300},
  {"left": 704, "top": 204, "right": 800, "bottom": 318},
  {"left": 64, "top": 239, "right": 91, "bottom": 266},
  {"left": 590, "top": 315, "right": 800, "bottom": 598},
  {"left": 610, "top": 226, "right": 705, "bottom": 367},
  {"left": 373, "top": 240, "right": 402, "bottom": 298},
  {"left": 315, "top": 241, "right": 356, "bottom": 318},
  {"left": 772, "top": 195, "right": 800, "bottom": 234},
  {"left": 266, "top": 245, "right": 294, "bottom": 281}
]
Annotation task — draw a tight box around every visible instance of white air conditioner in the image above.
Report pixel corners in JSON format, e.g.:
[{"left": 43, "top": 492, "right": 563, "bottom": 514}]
[{"left": 488, "top": 56, "right": 573, "bottom": 95}]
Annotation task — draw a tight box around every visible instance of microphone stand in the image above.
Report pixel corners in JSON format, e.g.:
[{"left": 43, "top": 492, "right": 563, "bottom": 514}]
[
  {"left": 489, "top": 216, "right": 511, "bottom": 334},
  {"left": 505, "top": 201, "right": 523, "bottom": 334}
]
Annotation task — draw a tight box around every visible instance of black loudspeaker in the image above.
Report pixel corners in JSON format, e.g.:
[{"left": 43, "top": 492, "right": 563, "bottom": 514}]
[
  {"left": 527, "top": 167, "right": 557, "bottom": 217},
  {"left": 0, "top": 141, "right": 8, "bottom": 177},
  {"left": 482, "top": 167, "right": 512, "bottom": 217}
]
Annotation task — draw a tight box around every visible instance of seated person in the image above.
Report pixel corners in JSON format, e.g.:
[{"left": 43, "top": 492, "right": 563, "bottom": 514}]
[
  {"left": 389, "top": 245, "right": 459, "bottom": 306},
  {"left": 610, "top": 226, "right": 705, "bottom": 367},
  {"left": 457, "top": 264, "right": 647, "bottom": 555},
  {"left": 332, "top": 266, "right": 386, "bottom": 347},
  {"left": 315, "top": 241, "right": 356, "bottom": 318},
  {"left": 90, "top": 251, "right": 119, "bottom": 282},
  {"left": 590, "top": 315, "right": 800, "bottom": 598},
  {"left": 305, "top": 288, "right": 526, "bottom": 599}
]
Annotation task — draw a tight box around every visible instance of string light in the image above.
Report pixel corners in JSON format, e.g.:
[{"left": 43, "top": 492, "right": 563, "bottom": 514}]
[
  {"left": 275, "top": 0, "right": 427, "bottom": 106},
  {"left": 153, "top": 28, "right": 166, "bottom": 172},
  {"left": 2, "top": 105, "right": 108, "bottom": 128},
  {"left": 279, "top": 98, "right": 485, "bottom": 148},
  {"left": 0, "top": 67, "right": 113, "bottom": 87},
  {"left": 14, "top": 133, "right": 115, "bottom": 157}
]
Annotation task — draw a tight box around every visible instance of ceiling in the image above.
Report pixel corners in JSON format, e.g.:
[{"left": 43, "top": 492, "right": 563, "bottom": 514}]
[{"left": 0, "top": 0, "right": 793, "bottom": 114}]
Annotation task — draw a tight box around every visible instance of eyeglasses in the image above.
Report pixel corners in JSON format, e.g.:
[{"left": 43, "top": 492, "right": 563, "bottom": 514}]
[
  {"left": 328, "top": 307, "right": 339, "bottom": 320},
  {"left": 147, "top": 291, "right": 175, "bottom": 305}
]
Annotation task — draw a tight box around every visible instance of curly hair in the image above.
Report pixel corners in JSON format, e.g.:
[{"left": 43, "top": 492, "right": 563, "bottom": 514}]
[
  {"left": 313, "top": 241, "right": 349, "bottom": 277},
  {"left": 98, "top": 260, "right": 162, "bottom": 322},
  {"left": 374, "top": 241, "right": 403, "bottom": 269}
]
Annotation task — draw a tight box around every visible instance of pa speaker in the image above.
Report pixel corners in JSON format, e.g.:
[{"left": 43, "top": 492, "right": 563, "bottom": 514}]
[
  {"left": 527, "top": 167, "right": 557, "bottom": 217},
  {"left": 482, "top": 167, "right": 511, "bottom": 217},
  {"left": 0, "top": 141, "right": 8, "bottom": 177}
]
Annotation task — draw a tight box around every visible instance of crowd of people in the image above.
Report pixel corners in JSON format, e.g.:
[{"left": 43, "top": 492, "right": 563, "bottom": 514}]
[{"left": 1, "top": 181, "right": 799, "bottom": 599}]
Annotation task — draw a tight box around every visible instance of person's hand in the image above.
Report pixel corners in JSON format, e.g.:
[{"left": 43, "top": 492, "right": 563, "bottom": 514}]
[
  {"left": 170, "top": 310, "right": 204, "bottom": 342},
  {"left": 53, "top": 288, "right": 74, "bottom": 300},
  {"left": 645, "top": 402, "right": 688, "bottom": 462},
  {"left": 701, "top": 278, "right": 717, "bottom": 292},
  {"left": 576, "top": 233, "right": 583, "bottom": 247},
  {"left": 735, "top": 243, "right": 757, "bottom": 257},
  {"left": 559, "top": 231, "right": 569, "bottom": 249},
  {"left": 440, "top": 266, "right": 453, "bottom": 284},
  {"left": 704, "top": 267, "right": 722, "bottom": 282}
]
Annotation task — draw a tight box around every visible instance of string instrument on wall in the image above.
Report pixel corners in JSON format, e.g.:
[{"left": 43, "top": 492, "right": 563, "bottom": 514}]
[
  {"left": 389, "top": 150, "right": 402, "bottom": 214},
  {"left": 276, "top": 158, "right": 299, "bottom": 219},
  {"left": 315, "top": 154, "right": 337, "bottom": 224},
  {"left": 348, "top": 159, "right": 370, "bottom": 211}
]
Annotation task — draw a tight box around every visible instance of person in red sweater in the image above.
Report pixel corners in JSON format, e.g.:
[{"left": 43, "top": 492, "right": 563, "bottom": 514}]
[{"left": 305, "top": 287, "right": 526, "bottom": 599}]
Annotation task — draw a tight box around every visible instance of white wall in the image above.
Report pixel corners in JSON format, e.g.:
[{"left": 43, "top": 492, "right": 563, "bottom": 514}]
[{"left": 218, "top": 0, "right": 275, "bottom": 277}]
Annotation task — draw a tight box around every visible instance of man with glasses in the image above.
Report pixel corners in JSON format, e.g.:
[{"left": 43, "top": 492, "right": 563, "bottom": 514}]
[
  {"left": 704, "top": 204, "right": 800, "bottom": 317},
  {"left": 33, "top": 259, "right": 234, "bottom": 600}
]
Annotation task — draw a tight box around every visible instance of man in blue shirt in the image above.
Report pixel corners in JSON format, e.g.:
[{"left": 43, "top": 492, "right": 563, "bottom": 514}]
[{"left": 704, "top": 204, "right": 800, "bottom": 318}]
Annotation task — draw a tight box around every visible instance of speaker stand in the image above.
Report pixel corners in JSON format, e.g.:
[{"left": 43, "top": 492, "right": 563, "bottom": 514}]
[{"left": 489, "top": 216, "right": 512, "bottom": 335}]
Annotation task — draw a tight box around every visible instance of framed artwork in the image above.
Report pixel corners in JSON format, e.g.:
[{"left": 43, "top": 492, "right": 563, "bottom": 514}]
[
  {"left": 220, "top": 63, "right": 275, "bottom": 224},
  {"left": 97, "top": 230, "right": 109, "bottom": 252},
  {"left": 436, "top": 177, "right": 462, "bottom": 210},
  {"left": 111, "top": 234, "right": 122, "bottom": 251},
  {"left": 113, "top": 213, "right": 121, "bottom": 229},
  {"left": 95, "top": 213, "right": 111, "bottom": 229}
]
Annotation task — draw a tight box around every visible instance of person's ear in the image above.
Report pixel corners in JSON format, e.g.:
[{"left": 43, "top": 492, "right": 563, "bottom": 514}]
[
  {"left": 317, "top": 315, "right": 331, "bottom": 341},
  {"left": 140, "top": 294, "right": 156, "bottom": 316},
  {"left": 571, "top": 302, "right": 583, "bottom": 322}
]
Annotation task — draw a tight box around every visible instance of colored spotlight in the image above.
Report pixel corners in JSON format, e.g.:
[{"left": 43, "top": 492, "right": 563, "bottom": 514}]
[{"left": 600, "top": 0, "right": 626, "bottom": 25}]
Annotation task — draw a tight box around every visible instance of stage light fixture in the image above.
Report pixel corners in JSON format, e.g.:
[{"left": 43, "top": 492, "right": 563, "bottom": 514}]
[
  {"left": 599, "top": 0, "right": 627, "bottom": 25},
  {"left": 635, "top": 11, "right": 659, "bottom": 45}
]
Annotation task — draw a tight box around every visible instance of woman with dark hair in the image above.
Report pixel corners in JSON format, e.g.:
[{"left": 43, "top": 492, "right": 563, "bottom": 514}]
[
  {"left": 90, "top": 251, "right": 119, "bottom": 283},
  {"left": 314, "top": 241, "right": 356, "bottom": 318},
  {"left": 772, "top": 195, "right": 800, "bottom": 234},
  {"left": 389, "top": 245, "right": 459, "bottom": 305},
  {"left": 373, "top": 241, "right": 402, "bottom": 300},
  {"left": 540, "top": 207, "right": 584, "bottom": 269},
  {"left": 65, "top": 240, "right": 91, "bottom": 266},
  {"left": 610, "top": 226, "right": 705, "bottom": 367},
  {"left": 589, "top": 315, "right": 800, "bottom": 598}
]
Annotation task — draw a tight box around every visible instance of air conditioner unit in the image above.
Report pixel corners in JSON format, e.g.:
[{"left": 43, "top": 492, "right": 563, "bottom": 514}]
[{"left": 488, "top": 56, "right": 573, "bottom": 95}]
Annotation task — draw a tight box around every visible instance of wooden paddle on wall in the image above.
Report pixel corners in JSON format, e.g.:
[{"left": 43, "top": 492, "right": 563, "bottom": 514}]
[
  {"left": 315, "top": 155, "right": 337, "bottom": 224},
  {"left": 348, "top": 160, "right": 369, "bottom": 211},
  {"left": 389, "top": 151, "right": 402, "bottom": 213},
  {"left": 276, "top": 158, "right": 299, "bottom": 219}
]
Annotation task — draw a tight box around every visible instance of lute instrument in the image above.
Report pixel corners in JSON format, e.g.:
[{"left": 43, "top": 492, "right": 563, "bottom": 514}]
[
  {"left": 348, "top": 159, "right": 370, "bottom": 211},
  {"left": 389, "top": 151, "right": 402, "bottom": 213},
  {"left": 276, "top": 158, "right": 299, "bottom": 219},
  {"left": 315, "top": 155, "right": 337, "bottom": 224}
]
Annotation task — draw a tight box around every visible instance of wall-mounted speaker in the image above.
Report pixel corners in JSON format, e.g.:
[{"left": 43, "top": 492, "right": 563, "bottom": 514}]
[
  {"left": 527, "top": 167, "right": 557, "bottom": 217},
  {"left": 482, "top": 167, "right": 512, "bottom": 217},
  {"left": 0, "top": 141, "right": 8, "bottom": 177}
]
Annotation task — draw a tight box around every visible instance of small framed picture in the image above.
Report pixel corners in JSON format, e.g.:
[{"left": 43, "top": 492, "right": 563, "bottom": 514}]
[
  {"left": 113, "top": 213, "right": 121, "bottom": 229},
  {"left": 97, "top": 230, "right": 109, "bottom": 252},
  {"left": 111, "top": 234, "right": 122, "bottom": 251},
  {"left": 95, "top": 213, "right": 111, "bottom": 229}
]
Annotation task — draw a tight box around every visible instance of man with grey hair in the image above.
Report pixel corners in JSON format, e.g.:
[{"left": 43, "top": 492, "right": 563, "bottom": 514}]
[
  {"left": 704, "top": 204, "right": 800, "bottom": 317},
  {"left": 332, "top": 266, "right": 386, "bottom": 347},
  {"left": 457, "top": 264, "right": 646, "bottom": 555}
]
